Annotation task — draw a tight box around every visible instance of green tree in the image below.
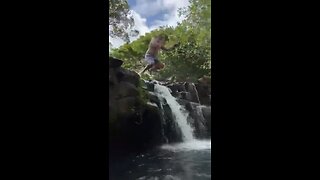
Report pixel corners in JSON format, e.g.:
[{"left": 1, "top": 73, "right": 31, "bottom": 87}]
[
  {"left": 109, "top": 0, "right": 138, "bottom": 43},
  {"left": 110, "top": 0, "right": 212, "bottom": 82}
]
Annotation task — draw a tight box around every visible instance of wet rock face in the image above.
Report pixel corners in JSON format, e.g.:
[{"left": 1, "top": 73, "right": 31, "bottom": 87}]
[
  {"left": 185, "top": 102, "right": 209, "bottom": 139},
  {"left": 109, "top": 59, "right": 141, "bottom": 123},
  {"left": 143, "top": 80, "right": 212, "bottom": 140},
  {"left": 109, "top": 57, "right": 123, "bottom": 68},
  {"left": 110, "top": 102, "right": 164, "bottom": 155},
  {"left": 157, "top": 80, "right": 211, "bottom": 139},
  {"left": 117, "top": 67, "right": 140, "bottom": 87},
  {"left": 201, "top": 106, "right": 211, "bottom": 134},
  {"left": 184, "top": 82, "right": 201, "bottom": 104},
  {"left": 109, "top": 57, "right": 164, "bottom": 155},
  {"left": 195, "top": 83, "right": 211, "bottom": 106},
  {"left": 166, "top": 81, "right": 210, "bottom": 106}
]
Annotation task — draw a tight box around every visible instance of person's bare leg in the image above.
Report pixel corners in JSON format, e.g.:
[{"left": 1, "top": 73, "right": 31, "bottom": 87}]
[
  {"left": 140, "top": 64, "right": 153, "bottom": 74},
  {"left": 150, "top": 62, "right": 164, "bottom": 72},
  {"left": 149, "top": 65, "right": 158, "bottom": 72},
  {"left": 157, "top": 62, "right": 165, "bottom": 70}
]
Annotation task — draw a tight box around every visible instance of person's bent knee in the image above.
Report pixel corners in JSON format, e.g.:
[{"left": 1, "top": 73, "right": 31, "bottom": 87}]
[
  {"left": 159, "top": 63, "right": 164, "bottom": 69},
  {"left": 155, "top": 63, "right": 164, "bottom": 69}
]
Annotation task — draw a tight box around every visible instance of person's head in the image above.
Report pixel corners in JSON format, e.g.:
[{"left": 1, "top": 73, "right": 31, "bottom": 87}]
[{"left": 157, "top": 34, "right": 169, "bottom": 44}]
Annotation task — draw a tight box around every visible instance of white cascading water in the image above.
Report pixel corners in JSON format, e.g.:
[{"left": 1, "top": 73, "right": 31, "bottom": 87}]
[
  {"left": 190, "top": 83, "right": 201, "bottom": 104},
  {"left": 154, "top": 83, "right": 195, "bottom": 141}
]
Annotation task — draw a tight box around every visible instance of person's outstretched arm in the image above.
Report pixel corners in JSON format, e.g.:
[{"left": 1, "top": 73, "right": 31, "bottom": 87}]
[{"left": 161, "top": 43, "right": 179, "bottom": 51}]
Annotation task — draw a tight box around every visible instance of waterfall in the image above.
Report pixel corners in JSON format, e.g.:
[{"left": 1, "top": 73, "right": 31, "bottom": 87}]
[
  {"left": 157, "top": 101, "right": 169, "bottom": 144},
  {"left": 154, "top": 84, "right": 195, "bottom": 141},
  {"left": 191, "top": 83, "right": 201, "bottom": 104},
  {"left": 196, "top": 105, "right": 206, "bottom": 122}
]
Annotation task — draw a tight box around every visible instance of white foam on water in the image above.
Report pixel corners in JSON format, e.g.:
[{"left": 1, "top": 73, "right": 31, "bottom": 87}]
[{"left": 161, "top": 140, "right": 211, "bottom": 152}]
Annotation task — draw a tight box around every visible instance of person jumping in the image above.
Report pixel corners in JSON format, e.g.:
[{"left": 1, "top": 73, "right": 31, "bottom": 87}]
[{"left": 140, "top": 34, "right": 178, "bottom": 75}]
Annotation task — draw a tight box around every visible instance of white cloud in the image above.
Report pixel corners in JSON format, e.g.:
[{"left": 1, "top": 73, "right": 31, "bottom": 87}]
[
  {"left": 133, "top": 0, "right": 165, "bottom": 17},
  {"left": 129, "top": 11, "right": 150, "bottom": 39},
  {"left": 109, "top": 0, "right": 190, "bottom": 49},
  {"left": 109, "top": 10, "right": 151, "bottom": 49},
  {"left": 133, "top": 0, "right": 189, "bottom": 18}
]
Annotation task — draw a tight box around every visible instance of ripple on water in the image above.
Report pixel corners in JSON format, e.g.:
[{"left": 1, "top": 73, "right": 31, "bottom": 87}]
[
  {"left": 195, "top": 173, "right": 211, "bottom": 178},
  {"left": 160, "top": 140, "right": 211, "bottom": 152},
  {"left": 111, "top": 140, "right": 211, "bottom": 180},
  {"left": 136, "top": 175, "right": 182, "bottom": 180},
  {"left": 147, "top": 168, "right": 162, "bottom": 173}
]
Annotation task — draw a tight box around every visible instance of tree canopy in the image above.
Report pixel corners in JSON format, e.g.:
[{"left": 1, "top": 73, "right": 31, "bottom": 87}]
[
  {"left": 109, "top": 0, "right": 211, "bottom": 82},
  {"left": 109, "top": 0, "right": 138, "bottom": 43}
]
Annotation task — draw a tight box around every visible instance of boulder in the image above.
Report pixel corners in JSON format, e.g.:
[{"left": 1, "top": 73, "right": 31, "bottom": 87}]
[
  {"left": 197, "top": 75, "right": 211, "bottom": 86},
  {"left": 117, "top": 97, "right": 140, "bottom": 118},
  {"left": 117, "top": 67, "right": 140, "bottom": 87},
  {"left": 195, "top": 83, "right": 211, "bottom": 105},
  {"left": 109, "top": 57, "right": 123, "bottom": 68},
  {"left": 169, "top": 83, "right": 186, "bottom": 92},
  {"left": 176, "top": 99, "right": 189, "bottom": 107},
  {"left": 145, "top": 81, "right": 155, "bottom": 91},
  {"left": 117, "top": 81, "right": 139, "bottom": 99},
  {"left": 201, "top": 106, "right": 211, "bottom": 133},
  {"left": 184, "top": 82, "right": 201, "bottom": 104},
  {"left": 109, "top": 102, "right": 164, "bottom": 155},
  {"left": 180, "top": 91, "right": 193, "bottom": 101},
  {"left": 147, "top": 92, "right": 161, "bottom": 108},
  {"left": 185, "top": 102, "right": 209, "bottom": 138}
]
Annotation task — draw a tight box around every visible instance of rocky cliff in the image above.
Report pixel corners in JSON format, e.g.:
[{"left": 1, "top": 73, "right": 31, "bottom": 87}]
[{"left": 109, "top": 57, "right": 211, "bottom": 156}]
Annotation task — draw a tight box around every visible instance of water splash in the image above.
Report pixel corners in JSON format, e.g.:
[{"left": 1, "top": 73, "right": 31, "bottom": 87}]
[{"left": 154, "top": 84, "right": 194, "bottom": 141}]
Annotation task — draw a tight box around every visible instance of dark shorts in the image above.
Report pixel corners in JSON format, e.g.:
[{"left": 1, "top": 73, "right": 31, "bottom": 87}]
[{"left": 145, "top": 54, "right": 159, "bottom": 65}]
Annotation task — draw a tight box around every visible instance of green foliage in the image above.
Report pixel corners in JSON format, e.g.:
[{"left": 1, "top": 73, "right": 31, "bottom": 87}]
[
  {"left": 179, "top": 0, "right": 211, "bottom": 51},
  {"left": 110, "top": 0, "right": 211, "bottom": 82},
  {"left": 140, "top": 73, "right": 152, "bottom": 81},
  {"left": 156, "top": 38, "right": 211, "bottom": 82},
  {"left": 137, "top": 79, "right": 149, "bottom": 105},
  {"left": 109, "top": 0, "right": 138, "bottom": 43}
]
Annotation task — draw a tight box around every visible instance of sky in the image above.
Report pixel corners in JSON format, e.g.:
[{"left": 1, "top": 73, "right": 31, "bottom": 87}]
[{"left": 109, "top": 0, "right": 190, "bottom": 49}]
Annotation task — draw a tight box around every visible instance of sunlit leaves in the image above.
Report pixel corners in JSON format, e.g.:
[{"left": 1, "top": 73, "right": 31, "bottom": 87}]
[
  {"left": 109, "top": 0, "right": 212, "bottom": 82},
  {"left": 109, "top": 0, "right": 138, "bottom": 43}
]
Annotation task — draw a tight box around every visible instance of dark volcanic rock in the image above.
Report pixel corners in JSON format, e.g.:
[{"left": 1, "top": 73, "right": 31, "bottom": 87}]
[
  {"left": 147, "top": 92, "right": 161, "bottom": 108},
  {"left": 116, "top": 97, "right": 140, "bottom": 118},
  {"left": 185, "top": 102, "right": 210, "bottom": 139},
  {"left": 184, "top": 82, "right": 201, "bottom": 103},
  {"left": 145, "top": 81, "right": 155, "bottom": 91},
  {"left": 201, "top": 106, "right": 211, "bottom": 134},
  {"left": 118, "top": 67, "right": 140, "bottom": 87},
  {"left": 109, "top": 57, "right": 123, "bottom": 68},
  {"left": 117, "top": 81, "right": 139, "bottom": 99},
  {"left": 176, "top": 99, "right": 189, "bottom": 107},
  {"left": 180, "top": 91, "right": 192, "bottom": 101},
  {"left": 168, "top": 83, "right": 186, "bottom": 92},
  {"left": 109, "top": 57, "right": 167, "bottom": 156},
  {"left": 195, "top": 83, "right": 211, "bottom": 106},
  {"left": 109, "top": 103, "right": 164, "bottom": 155}
]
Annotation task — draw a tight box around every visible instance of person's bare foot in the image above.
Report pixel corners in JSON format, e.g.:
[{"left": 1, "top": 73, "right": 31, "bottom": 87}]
[{"left": 149, "top": 68, "right": 160, "bottom": 72}]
